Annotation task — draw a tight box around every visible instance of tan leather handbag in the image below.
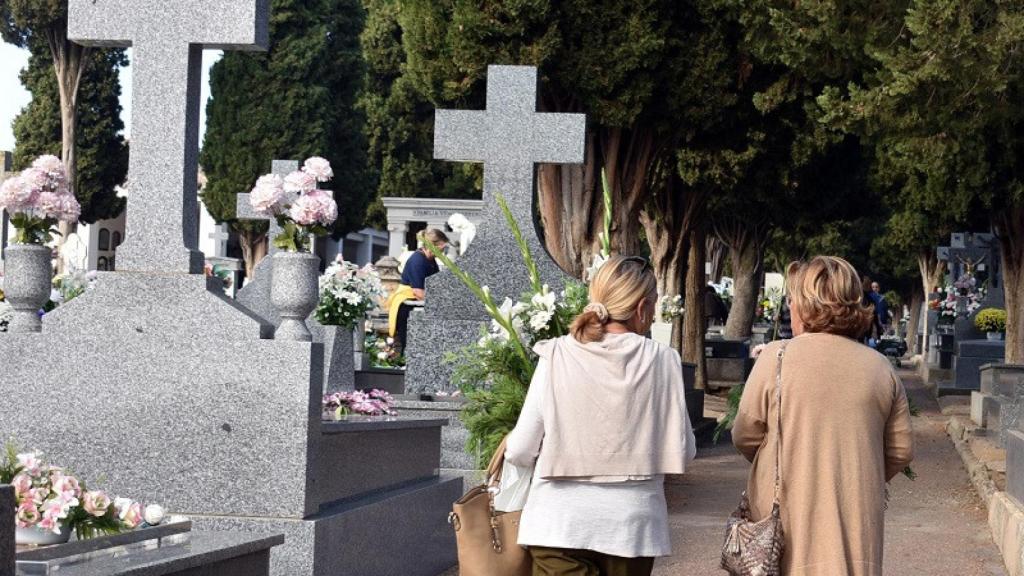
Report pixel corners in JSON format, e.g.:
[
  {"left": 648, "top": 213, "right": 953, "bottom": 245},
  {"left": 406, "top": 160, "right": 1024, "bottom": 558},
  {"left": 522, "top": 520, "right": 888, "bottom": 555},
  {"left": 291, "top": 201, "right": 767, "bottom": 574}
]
[{"left": 448, "top": 437, "right": 531, "bottom": 576}]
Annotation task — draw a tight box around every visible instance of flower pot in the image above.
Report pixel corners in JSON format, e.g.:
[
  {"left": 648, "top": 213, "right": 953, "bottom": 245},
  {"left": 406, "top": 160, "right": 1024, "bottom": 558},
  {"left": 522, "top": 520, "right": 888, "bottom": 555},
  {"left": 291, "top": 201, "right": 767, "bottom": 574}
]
[
  {"left": 3, "top": 244, "right": 53, "bottom": 333},
  {"left": 16, "top": 524, "right": 72, "bottom": 546},
  {"left": 987, "top": 332, "right": 1004, "bottom": 341},
  {"left": 271, "top": 251, "right": 320, "bottom": 342}
]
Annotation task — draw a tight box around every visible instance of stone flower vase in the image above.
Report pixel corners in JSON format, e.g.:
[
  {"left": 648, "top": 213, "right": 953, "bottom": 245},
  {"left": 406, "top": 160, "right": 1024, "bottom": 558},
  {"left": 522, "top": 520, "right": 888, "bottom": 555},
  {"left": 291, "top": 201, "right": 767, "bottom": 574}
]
[
  {"left": 987, "top": 331, "right": 1004, "bottom": 341},
  {"left": 17, "top": 523, "right": 72, "bottom": 546},
  {"left": 271, "top": 251, "right": 320, "bottom": 342},
  {"left": 3, "top": 244, "right": 53, "bottom": 333}
]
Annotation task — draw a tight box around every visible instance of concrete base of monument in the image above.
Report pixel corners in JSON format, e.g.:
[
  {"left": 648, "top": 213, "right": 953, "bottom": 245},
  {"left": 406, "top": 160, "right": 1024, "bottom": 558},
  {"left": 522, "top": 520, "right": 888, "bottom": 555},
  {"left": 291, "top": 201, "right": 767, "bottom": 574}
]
[
  {"left": 355, "top": 367, "right": 407, "bottom": 395},
  {"left": 191, "top": 476, "right": 462, "bottom": 576}
]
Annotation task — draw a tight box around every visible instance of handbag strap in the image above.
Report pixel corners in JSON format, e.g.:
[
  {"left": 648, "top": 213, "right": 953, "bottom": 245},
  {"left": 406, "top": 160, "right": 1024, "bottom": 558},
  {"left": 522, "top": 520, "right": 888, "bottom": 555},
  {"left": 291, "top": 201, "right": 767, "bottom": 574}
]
[
  {"left": 486, "top": 436, "right": 511, "bottom": 486},
  {"left": 773, "top": 342, "right": 788, "bottom": 504}
]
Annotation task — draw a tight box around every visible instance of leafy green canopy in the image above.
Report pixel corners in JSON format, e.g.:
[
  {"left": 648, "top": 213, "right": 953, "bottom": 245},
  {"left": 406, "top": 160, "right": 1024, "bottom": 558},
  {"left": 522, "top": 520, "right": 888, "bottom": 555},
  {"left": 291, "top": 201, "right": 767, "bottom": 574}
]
[{"left": 201, "top": 0, "right": 371, "bottom": 237}]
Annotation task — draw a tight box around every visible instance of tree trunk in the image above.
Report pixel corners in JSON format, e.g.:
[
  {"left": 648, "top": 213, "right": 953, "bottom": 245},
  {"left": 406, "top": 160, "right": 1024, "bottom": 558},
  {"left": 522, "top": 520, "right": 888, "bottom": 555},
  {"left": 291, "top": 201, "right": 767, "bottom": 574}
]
[
  {"left": 46, "top": 26, "right": 91, "bottom": 272},
  {"left": 238, "top": 229, "right": 268, "bottom": 282},
  {"left": 683, "top": 226, "right": 707, "bottom": 390},
  {"left": 905, "top": 289, "right": 923, "bottom": 356},
  {"left": 996, "top": 206, "right": 1024, "bottom": 364},
  {"left": 716, "top": 218, "right": 769, "bottom": 340},
  {"left": 917, "top": 251, "right": 946, "bottom": 354},
  {"left": 537, "top": 123, "right": 660, "bottom": 278},
  {"left": 706, "top": 235, "right": 727, "bottom": 283}
]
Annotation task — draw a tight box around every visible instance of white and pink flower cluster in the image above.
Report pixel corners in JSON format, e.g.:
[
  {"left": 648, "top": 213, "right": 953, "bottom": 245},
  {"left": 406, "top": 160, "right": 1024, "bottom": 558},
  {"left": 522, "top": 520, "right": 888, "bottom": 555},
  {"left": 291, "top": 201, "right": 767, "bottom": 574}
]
[
  {"left": 315, "top": 255, "right": 386, "bottom": 328},
  {"left": 249, "top": 156, "right": 338, "bottom": 227},
  {"left": 323, "top": 389, "right": 396, "bottom": 418},
  {"left": 0, "top": 155, "right": 81, "bottom": 223},
  {"left": 9, "top": 450, "right": 145, "bottom": 535}
]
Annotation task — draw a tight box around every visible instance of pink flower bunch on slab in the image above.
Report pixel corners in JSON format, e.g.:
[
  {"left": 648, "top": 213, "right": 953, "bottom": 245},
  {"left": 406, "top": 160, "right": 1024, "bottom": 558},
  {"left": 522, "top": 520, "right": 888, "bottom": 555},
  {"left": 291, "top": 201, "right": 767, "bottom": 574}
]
[
  {"left": 2, "top": 447, "right": 149, "bottom": 539},
  {"left": 323, "top": 389, "right": 397, "bottom": 418},
  {"left": 0, "top": 156, "right": 81, "bottom": 244},
  {"left": 249, "top": 157, "right": 339, "bottom": 252}
]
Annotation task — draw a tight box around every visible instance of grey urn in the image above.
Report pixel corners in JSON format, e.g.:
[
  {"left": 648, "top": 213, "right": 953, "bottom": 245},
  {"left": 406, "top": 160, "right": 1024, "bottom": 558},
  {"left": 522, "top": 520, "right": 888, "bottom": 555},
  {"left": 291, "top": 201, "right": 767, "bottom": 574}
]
[
  {"left": 3, "top": 244, "right": 53, "bottom": 333},
  {"left": 271, "top": 251, "right": 320, "bottom": 342}
]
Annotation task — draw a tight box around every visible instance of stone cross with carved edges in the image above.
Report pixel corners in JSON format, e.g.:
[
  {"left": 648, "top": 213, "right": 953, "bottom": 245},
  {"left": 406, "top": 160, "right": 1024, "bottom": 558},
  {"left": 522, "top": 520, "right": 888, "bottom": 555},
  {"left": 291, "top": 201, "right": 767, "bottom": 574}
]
[
  {"left": 434, "top": 65, "right": 586, "bottom": 239},
  {"left": 67, "top": 0, "right": 270, "bottom": 274},
  {"left": 236, "top": 160, "right": 299, "bottom": 258}
]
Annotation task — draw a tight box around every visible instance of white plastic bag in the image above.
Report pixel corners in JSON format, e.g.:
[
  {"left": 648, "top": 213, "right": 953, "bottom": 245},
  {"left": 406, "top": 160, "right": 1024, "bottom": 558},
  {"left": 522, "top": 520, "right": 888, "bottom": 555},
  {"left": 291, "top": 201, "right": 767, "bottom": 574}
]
[{"left": 493, "top": 461, "right": 533, "bottom": 512}]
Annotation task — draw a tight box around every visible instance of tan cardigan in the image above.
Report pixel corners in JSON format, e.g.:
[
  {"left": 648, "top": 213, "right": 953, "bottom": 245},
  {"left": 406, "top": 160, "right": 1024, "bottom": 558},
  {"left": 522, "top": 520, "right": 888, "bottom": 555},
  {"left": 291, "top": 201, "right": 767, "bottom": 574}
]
[
  {"left": 733, "top": 334, "right": 914, "bottom": 576},
  {"left": 532, "top": 333, "right": 695, "bottom": 480}
]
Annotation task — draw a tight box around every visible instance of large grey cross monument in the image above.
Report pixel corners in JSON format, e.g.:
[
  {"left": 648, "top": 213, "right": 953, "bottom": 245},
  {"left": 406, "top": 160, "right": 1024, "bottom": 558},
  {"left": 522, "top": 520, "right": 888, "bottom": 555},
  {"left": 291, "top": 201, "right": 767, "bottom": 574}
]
[
  {"left": 404, "top": 65, "right": 587, "bottom": 393},
  {"left": 0, "top": 2, "right": 459, "bottom": 574}
]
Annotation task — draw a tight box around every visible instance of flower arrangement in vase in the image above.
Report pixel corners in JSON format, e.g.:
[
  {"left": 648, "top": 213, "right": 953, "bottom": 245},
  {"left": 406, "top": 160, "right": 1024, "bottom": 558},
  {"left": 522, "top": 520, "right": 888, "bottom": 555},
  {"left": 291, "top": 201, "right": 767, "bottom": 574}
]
[
  {"left": 315, "top": 256, "right": 385, "bottom": 329},
  {"left": 323, "top": 389, "right": 397, "bottom": 419},
  {"left": 975, "top": 308, "right": 1007, "bottom": 340},
  {"left": 1, "top": 446, "right": 150, "bottom": 545},
  {"left": 248, "top": 157, "right": 340, "bottom": 341},
  {"left": 0, "top": 156, "right": 80, "bottom": 332},
  {"left": 658, "top": 294, "right": 684, "bottom": 323},
  {"left": 366, "top": 333, "right": 406, "bottom": 369}
]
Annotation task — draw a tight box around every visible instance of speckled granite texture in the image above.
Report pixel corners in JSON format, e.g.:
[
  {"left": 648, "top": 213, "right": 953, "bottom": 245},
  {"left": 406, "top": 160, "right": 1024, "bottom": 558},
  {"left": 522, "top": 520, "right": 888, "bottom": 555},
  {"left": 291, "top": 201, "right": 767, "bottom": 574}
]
[
  {"left": 1, "top": 485, "right": 13, "bottom": 576},
  {"left": 405, "top": 65, "right": 585, "bottom": 393},
  {"left": 67, "top": 0, "right": 270, "bottom": 274}
]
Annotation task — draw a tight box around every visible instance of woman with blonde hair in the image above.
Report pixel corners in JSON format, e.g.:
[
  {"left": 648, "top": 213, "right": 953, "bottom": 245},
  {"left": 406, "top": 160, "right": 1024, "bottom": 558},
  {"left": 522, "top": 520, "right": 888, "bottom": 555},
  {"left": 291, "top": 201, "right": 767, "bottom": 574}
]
[
  {"left": 386, "top": 228, "right": 449, "bottom": 350},
  {"left": 506, "top": 255, "right": 697, "bottom": 576},
  {"left": 732, "top": 256, "right": 914, "bottom": 576}
]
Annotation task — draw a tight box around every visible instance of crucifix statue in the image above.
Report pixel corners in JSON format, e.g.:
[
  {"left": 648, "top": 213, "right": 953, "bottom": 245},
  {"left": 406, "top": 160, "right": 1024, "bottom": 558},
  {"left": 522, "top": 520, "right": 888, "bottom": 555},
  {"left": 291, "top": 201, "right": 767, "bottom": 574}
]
[{"left": 67, "top": 0, "right": 270, "bottom": 274}]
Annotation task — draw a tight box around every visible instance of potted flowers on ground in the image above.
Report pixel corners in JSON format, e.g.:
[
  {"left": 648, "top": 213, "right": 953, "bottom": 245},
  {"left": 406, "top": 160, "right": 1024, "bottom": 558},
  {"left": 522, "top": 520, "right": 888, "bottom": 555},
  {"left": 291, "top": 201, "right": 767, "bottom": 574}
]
[
  {"left": 315, "top": 256, "right": 385, "bottom": 389},
  {"left": 0, "top": 155, "right": 81, "bottom": 333},
  {"left": 248, "top": 157, "right": 339, "bottom": 341},
  {"left": 652, "top": 294, "right": 683, "bottom": 345},
  {"left": 1, "top": 447, "right": 149, "bottom": 545},
  {"left": 975, "top": 308, "right": 1007, "bottom": 341}
]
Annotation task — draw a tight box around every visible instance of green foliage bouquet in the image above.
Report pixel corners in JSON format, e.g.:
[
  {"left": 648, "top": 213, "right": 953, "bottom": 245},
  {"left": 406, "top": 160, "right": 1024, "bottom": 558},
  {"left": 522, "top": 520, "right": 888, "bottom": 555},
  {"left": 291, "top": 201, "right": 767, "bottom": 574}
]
[
  {"left": 975, "top": 308, "right": 1007, "bottom": 333},
  {"left": 424, "top": 196, "right": 589, "bottom": 468}
]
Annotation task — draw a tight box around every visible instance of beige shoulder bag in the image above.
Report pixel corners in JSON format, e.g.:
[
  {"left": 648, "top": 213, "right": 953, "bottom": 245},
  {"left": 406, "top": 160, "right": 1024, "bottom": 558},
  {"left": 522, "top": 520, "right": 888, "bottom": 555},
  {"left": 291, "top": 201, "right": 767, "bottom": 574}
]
[
  {"left": 449, "top": 436, "right": 531, "bottom": 576},
  {"left": 721, "top": 342, "right": 787, "bottom": 575}
]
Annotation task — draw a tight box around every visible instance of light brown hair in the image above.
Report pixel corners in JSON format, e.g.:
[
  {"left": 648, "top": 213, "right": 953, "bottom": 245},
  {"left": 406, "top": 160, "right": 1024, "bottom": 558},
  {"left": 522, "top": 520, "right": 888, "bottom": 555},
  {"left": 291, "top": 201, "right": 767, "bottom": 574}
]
[
  {"left": 787, "top": 256, "right": 873, "bottom": 339},
  {"left": 418, "top": 228, "right": 449, "bottom": 246},
  {"left": 571, "top": 256, "right": 657, "bottom": 344}
]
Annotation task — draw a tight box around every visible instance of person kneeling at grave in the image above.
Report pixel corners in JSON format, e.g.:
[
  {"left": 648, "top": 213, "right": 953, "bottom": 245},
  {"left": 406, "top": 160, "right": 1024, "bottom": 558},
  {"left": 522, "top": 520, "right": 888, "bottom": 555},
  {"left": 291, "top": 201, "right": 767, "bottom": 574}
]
[
  {"left": 505, "top": 255, "right": 697, "bottom": 576},
  {"left": 386, "top": 228, "right": 449, "bottom": 351}
]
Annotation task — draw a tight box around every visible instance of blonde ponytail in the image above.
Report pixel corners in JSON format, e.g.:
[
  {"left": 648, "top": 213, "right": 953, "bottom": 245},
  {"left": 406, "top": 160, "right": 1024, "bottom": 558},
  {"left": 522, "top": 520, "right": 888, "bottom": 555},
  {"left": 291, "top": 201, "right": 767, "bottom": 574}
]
[{"left": 570, "top": 256, "right": 657, "bottom": 344}]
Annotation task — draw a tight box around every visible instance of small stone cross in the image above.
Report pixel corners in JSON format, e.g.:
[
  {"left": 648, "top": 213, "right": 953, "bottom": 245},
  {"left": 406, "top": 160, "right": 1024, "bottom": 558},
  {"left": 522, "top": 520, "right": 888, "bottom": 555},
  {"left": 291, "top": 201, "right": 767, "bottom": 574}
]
[
  {"left": 434, "top": 65, "right": 586, "bottom": 235},
  {"left": 68, "top": 0, "right": 270, "bottom": 274},
  {"left": 208, "top": 226, "right": 231, "bottom": 258},
  {"left": 235, "top": 160, "right": 300, "bottom": 258}
]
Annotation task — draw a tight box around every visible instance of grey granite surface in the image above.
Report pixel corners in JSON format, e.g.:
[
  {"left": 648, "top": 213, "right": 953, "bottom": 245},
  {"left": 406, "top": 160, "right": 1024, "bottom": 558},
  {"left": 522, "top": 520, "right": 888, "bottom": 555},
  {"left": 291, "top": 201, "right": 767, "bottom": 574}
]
[
  {"left": 321, "top": 417, "right": 446, "bottom": 433},
  {"left": 405, "top": 65, "right": 586, "bottom": 393},
  {"left": 322, "top": 326, "right": 356, "bottom": 392},
  {"left": 192, "top": 476, "right": 461, "bottom": 576},
  {"left": 269, "top": 252, "right": 321, "bottom": 341},
  {"left": 2, "top": 244, "right": 52, "bottom": 333},
  {"left": 1007, "top": 429, "right": 1024, "bottom": 508},
  {"left": 44, "top": 531, "right": 282, "bottom": 576},
  {"left": 67, "top": 0, "right": 270, "bottom": 274},
  {"left": 1, "top": 485, "right": 12, "bottom": 576}
]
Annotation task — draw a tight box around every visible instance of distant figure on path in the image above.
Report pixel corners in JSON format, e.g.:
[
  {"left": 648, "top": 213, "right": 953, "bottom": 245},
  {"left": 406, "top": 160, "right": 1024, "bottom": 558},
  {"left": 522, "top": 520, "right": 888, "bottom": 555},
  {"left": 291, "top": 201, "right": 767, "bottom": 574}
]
[
  {"left": 733, "top": 256, "right": 914, "bottom": 576},
  {"left": 386, "top": 229, "right": 449, "bottom": 351},
  {"left": 505, "top": 256, "right": 697, "bottom": 576},
  {"left": 861, "top": 275, "right": 884, "bottom": 345},
  {"left": 870, "top": 281, "right": 890, "bottom": 334}
]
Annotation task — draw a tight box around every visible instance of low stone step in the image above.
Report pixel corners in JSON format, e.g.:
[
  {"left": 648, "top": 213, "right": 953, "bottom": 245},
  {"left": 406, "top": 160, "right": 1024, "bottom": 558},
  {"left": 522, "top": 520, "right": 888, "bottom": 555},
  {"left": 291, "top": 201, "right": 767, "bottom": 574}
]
[
  {"left": 316, "top": 417, "right": 446, "bottom": 509},
  {"left": 354, "top": 368, "right": 406, "bottom": 395},
  {"left": 192, "top": 475, "right": 462, "bottom": 576}
]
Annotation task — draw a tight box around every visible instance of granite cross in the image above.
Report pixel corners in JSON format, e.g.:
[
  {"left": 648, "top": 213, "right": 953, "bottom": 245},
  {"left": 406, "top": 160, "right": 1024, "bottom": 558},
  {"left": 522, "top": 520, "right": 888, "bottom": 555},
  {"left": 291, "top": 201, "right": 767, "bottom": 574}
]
[
  {"left": 67, "top": 0, "right": 270, "bottom": 274},
  {"left": 235, "top": 160, "right": 302, "bottom": 258},
  {"left": 434, "top": 65, "right": 586, "bottom": 235},
  {"left": 208, "top": 226, "right": 231, "bottom": 258}
]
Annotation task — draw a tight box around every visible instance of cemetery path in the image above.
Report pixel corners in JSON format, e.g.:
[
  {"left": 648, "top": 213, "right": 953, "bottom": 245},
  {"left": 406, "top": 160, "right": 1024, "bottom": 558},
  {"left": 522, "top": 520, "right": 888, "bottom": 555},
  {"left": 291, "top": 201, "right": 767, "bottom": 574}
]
[
  {"left": 438, "top": 370, "right": 1007, "bottom": 575},
  {"left": 656, "top": 370, "right": 1007, "bottom": 575}
]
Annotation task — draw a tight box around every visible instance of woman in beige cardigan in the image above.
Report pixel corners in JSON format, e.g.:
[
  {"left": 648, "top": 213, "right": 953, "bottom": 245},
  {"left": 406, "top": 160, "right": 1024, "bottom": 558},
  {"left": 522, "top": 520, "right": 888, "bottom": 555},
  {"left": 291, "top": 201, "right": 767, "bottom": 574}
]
[
  {"left": 506, "top": 256, "right": 696, "bottom": 576},
  {"left": 733, "top": 256, "right": 914, "bottom": 576}
]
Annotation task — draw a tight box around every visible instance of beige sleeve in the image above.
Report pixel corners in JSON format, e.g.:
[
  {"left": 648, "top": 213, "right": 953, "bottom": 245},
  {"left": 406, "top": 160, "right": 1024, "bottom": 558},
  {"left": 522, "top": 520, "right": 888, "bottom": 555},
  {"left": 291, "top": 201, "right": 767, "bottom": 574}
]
[
  {"left": 884, "top": 373, "right": 915, "bottom": 481},
  {"left": 732, "top": 346, "right": 776, "bottom": 463}
]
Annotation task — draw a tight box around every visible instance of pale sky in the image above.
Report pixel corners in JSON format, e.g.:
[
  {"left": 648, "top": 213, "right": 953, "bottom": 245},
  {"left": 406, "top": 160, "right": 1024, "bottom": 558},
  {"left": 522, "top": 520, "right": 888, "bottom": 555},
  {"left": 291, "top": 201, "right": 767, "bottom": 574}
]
[{"left": 0, "top": 46, "right": 221, "bottom": 153}]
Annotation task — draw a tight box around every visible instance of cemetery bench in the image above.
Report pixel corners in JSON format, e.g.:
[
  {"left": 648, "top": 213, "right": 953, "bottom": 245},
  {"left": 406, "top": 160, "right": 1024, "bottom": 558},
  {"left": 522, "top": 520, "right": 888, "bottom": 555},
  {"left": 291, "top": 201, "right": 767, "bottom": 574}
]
[{"left": 972, "top": 364, "right": 1024, "bottom": 447}]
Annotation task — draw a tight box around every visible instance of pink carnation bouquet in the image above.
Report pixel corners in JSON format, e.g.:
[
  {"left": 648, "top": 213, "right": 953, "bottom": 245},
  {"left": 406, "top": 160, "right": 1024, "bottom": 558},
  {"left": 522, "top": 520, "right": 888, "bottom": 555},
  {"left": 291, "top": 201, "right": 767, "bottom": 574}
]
[
  {"left": 248, "top": 156, "right": 339, "bottom": 252},
  {"left": 323, "top": 389, "right": 397, "bottom": 419},
  {"left": 1, "top": 445, "right": 148, "bottom": 540},
  {"left": 0, "top": 155, "right": 81, "bottom": 245}
]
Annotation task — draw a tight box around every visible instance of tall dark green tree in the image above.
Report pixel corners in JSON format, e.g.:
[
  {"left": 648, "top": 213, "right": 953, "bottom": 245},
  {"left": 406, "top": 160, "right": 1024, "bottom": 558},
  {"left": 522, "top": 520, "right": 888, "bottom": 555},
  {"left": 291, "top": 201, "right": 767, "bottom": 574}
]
[
  {"left": 201, "top": 0, "right": 371, "bottom": 277},
  {"left": 11, "top": 45, "right": 127, "bottom": 223}
]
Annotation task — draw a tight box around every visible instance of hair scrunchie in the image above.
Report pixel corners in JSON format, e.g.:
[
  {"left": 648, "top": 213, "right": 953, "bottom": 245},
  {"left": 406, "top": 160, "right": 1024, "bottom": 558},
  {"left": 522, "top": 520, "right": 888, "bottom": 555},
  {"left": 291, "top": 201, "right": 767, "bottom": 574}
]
[{"left": 584, "top": 302, "right": 610, "bottom": 323}]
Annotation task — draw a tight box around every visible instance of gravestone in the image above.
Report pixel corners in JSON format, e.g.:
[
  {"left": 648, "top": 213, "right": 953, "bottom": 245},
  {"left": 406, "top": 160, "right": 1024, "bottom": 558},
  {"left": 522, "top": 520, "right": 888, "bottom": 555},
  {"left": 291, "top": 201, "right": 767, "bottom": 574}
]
[
  {"left": 404, "top": 65, "right": 587, "bottom": 393},
  {"left": 0, "top": 3, "right": 459, "bottom": 574},
  {"left": 235, "top": 160, "right": 355, "bottom": 392}
]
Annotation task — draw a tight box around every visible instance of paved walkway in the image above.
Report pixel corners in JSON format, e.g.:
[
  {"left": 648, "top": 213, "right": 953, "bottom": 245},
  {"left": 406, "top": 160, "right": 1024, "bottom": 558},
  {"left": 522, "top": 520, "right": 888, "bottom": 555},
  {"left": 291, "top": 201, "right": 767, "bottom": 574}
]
[
  {"left": 656, "top": 370, "right": 1005, "bottom": 575},
  {"left": 440, "top": 371, "right": 1007, "bottom": 575}
]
